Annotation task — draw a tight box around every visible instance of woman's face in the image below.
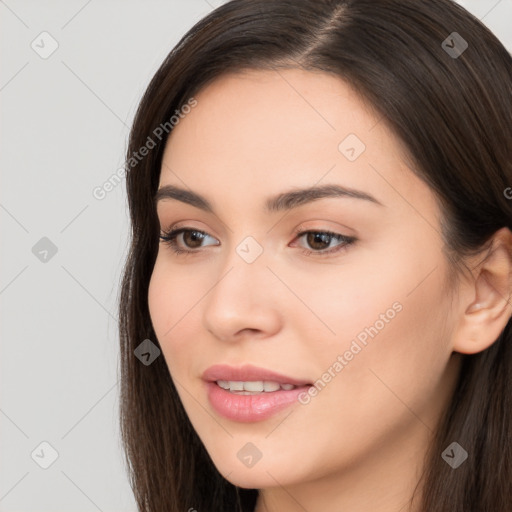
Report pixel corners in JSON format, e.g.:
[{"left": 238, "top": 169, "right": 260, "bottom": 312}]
[{"left": 148, "top": 68, "right": 462, "bottom": 493}]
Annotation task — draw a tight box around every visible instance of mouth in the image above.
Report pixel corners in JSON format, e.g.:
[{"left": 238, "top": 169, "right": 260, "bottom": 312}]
[{"left": 202, "top": 364, "right": 313, "bottom": 422}]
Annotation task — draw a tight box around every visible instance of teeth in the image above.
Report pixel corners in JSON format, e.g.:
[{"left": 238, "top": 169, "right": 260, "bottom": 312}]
[
  {"left": 244, "top": 381, "right": 264, "bottom": 392},
  {"left": 230, "top": 381, "right": 244, "bottom": 391},
  {"left": 216, "top": 380, "right": 298, "bottom": 393},
  {"left": 263, "top": 381, "right": 280, "bottom": 392}
]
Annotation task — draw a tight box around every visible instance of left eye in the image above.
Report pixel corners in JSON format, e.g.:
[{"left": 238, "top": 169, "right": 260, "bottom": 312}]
[{"left": 293, "top": 230, "right": 356, "bottom": 256}]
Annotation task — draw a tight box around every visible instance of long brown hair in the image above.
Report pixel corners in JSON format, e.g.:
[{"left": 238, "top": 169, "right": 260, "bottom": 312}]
[{"left": 118, "top": 0, "right": 512, "bottom": 510}]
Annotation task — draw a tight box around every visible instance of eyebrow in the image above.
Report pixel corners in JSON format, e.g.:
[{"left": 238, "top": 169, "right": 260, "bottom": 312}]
[{"left": 154, "top": 183, "right": 384, "bottom": 213}]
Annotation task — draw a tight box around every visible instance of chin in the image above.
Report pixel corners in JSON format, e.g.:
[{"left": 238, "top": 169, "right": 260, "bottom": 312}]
[
  {"left": 213, "top": 453, "right": 306, "bottom": 489},
  {"left": 221, "top": 469, "right": 278, "bottom": 489}
]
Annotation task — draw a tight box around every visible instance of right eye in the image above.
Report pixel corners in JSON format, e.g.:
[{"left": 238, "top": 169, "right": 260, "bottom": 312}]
[{"left": 159, "top": 227, "right": 220, "bottom": 255}]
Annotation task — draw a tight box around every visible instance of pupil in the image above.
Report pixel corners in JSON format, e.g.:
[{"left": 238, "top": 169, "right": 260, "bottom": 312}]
[
  {"left": 308, "top": 232, "right": 330, "bottom": 250},
  {"left": 185, "top": 231, "right": 203, "bottom": 248}
]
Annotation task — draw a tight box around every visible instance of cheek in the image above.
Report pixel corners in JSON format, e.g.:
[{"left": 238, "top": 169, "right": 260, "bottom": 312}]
[
  {"left": 277, "top": 273, "right": 453, "bottom": 482},
  {"left": 292, "top": 241, "right": 453, "bottom": 409},
  {"left": 313, "top": 264, "right": 453, "bottom": 430},
  {"left": 147, "top": 259, "right": 203, "bottom": 373}
]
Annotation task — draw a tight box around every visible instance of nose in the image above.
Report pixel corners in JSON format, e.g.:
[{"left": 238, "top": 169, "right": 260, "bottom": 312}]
[{"left": 202, "top": 245, "right": 282, "bottom": 343}]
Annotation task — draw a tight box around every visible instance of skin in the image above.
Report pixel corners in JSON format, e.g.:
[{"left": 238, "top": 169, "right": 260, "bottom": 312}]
[{"left": 147, "top": 68, "right": 512, "bottom": 512}]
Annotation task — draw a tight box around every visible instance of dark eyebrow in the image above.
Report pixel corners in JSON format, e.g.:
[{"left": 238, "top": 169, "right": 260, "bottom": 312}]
[
  {"left": 265, "top": 184, "right": 383, "bottom": 211},
  {"left": 154, "top": 183, "right": 383, "bottom": 213},
  {"left": 155, "top": 185, "right": 214, "bottom": 212}
]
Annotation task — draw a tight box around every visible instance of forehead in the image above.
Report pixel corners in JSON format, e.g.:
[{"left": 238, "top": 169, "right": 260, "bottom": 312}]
[
  {"left": 159, "top": 68, "right": 422, "bottom": 215},
  {"left": 167, "top": 67, "right": 381, "bottom": 153}
]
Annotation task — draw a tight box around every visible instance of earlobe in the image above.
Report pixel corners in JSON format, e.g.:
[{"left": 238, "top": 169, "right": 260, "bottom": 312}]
[{"left": 453, "top": 227, "right": 512, "bottom": 355}]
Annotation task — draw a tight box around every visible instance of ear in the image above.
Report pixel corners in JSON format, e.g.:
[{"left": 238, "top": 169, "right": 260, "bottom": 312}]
[{"left": 452, "top": 227, "right": 512, "bottom": 355}]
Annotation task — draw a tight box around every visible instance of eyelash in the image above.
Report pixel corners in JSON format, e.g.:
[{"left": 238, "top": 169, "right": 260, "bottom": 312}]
[{"left": 159, "top": 226, "right": 356, "bottom": 258}]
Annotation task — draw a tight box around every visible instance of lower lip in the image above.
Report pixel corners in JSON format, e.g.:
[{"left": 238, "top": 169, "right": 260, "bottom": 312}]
[{"left": 205, "top": 381, "right": 311, "bottom": 422}]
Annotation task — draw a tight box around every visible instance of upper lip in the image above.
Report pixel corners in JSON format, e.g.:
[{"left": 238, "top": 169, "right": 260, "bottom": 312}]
[{"left": 202, "top": 364, "right": 312, "bottom": 387}]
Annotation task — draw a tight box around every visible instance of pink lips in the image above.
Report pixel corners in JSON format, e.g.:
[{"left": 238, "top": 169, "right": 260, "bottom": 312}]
[{"left": 202, "top": 364, "right": 312, "bottom": 422}]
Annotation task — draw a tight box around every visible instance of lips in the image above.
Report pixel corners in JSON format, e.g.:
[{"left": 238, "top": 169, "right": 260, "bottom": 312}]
[
  {"left": 202, "top": 364, "right": 313, "bottom": 422},
  {"left": 202, "top": 363, "right": 312, "bottom": 387}
]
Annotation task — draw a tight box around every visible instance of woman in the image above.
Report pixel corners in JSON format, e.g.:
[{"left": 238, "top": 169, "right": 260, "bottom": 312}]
[{"left": 118, "top": 0, "right": 512, "bottom": 510}]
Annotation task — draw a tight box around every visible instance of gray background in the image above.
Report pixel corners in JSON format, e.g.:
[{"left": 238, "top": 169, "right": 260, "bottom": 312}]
[{"left": 1, "top": 1, "right": 511, "bottom": 510}]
